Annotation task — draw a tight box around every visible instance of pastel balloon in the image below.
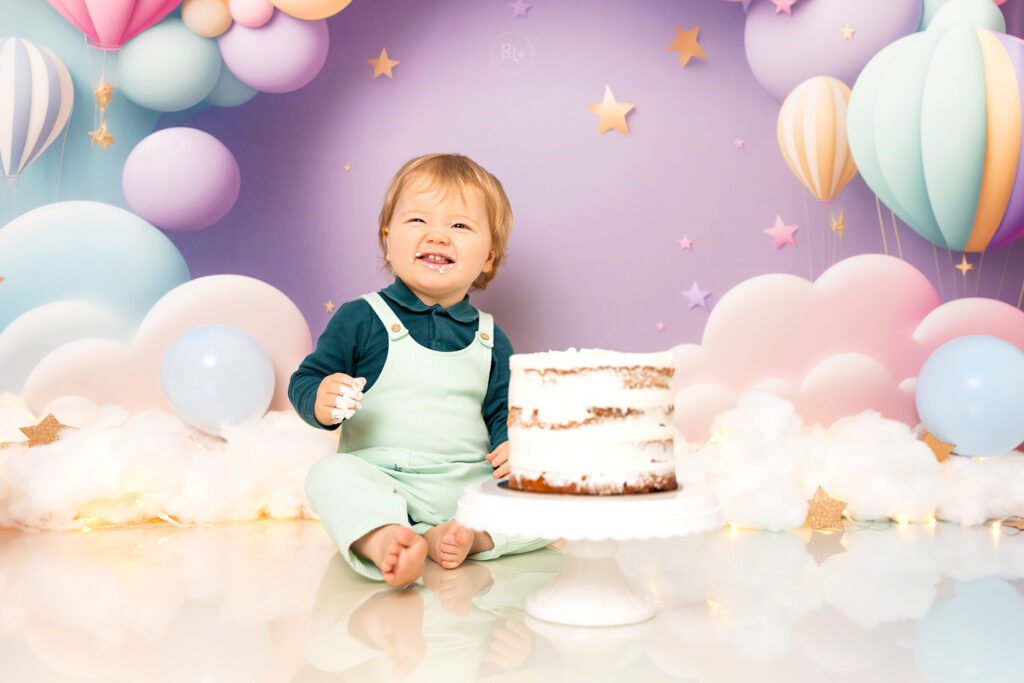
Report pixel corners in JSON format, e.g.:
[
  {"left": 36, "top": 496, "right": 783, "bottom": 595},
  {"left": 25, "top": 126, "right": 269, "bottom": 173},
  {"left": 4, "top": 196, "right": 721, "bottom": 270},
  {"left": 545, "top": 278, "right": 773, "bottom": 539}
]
[
  {"left": 268, "top": 0, "right": 353, "bottom": 21},
  {"left": 777, "top": 76, "right": 858, "bottom": 202},
  {"left": 118, "top": 18, "right": 222, "bottom": 112},
  {"left": 217, "top": 10, "right": 328, "bottom": 93},
  {"left": 45, "top": 0, "right": 181, "bottom": 50},
  {"left": 848, "top": 0, "right": 1024, "bottom": 252},
  {"left": 230, "top": 0, "right": 275, "bottom": 27},
  {"left": 915, "top": 335, "right": 1024, "bottom": 458},
  {"left": 161, "top": 325, "right": 275, "bottom": 436},
  {"left": 745, "top": 0, "right": 923, "bottom": 102},
  {"left": 0, "top": 38, "right": 74, "bottom": 184},
  {"left": 123, "top": 127, "right": 240, "bottom": 231},
  {"left": 205, "top": 61, "right": 257, "bottom": 107},
  {"left": 182, "top": 0, "right": 232, "bottom": 38}
]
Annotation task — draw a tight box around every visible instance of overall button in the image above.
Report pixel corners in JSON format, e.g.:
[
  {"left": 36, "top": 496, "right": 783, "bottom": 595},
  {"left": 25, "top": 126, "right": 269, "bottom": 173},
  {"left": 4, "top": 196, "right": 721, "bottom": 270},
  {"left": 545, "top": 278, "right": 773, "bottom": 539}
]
[
  {"left": 480, "top": 332, "right": 490, "bottom": 340},
  {"left": 391, "top": 323, "right": 401, "bottom": 332}
]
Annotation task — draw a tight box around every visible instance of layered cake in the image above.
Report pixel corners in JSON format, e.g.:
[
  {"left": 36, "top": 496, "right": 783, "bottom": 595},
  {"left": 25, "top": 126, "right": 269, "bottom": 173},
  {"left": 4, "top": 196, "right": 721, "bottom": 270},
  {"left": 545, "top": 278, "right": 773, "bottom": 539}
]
[{"left": 507, "top": 349, "right": 676, "bottom": 494}]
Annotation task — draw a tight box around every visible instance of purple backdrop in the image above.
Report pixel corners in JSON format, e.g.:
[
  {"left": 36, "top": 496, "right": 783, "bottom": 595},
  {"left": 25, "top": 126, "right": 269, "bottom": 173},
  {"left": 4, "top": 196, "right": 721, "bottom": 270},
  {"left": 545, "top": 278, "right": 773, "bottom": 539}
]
[{"left": 164, "top": 0, "right": 1024, "bottom": 353}]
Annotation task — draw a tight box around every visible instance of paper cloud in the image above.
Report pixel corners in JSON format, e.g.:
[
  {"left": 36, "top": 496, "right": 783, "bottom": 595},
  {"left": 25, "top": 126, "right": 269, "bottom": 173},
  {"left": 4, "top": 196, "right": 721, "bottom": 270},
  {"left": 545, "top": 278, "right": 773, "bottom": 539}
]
[
  {"left": 673, "top": 254, "right": 1024, "bottom": 441},
  {"left": 22, "top": 274, "right": 312, "bottom": 415}
]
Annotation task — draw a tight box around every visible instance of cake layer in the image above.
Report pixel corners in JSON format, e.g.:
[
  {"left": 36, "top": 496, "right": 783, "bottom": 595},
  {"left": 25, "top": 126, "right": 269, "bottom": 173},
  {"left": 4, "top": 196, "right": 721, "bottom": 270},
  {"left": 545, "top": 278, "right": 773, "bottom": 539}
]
[
  {"left": 507, "top": 432, "right": 673, "bottom": 476},
  {"left": 508, "top": 405, "right": 673, "bottom": 435},
  {"left": 510, "top": 469, "right": 677, "bottom": 495}
]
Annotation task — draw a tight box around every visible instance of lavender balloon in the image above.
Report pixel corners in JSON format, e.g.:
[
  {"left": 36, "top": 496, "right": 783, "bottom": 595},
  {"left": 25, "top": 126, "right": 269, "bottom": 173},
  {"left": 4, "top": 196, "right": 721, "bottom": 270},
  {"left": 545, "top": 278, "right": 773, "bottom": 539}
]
[
  {"left": 217, "top": 10, "right": 329, "bottom": 93},
  {"left": 744, "top": 0, "right": 924, "bottom": 102},
  {"left": 123, "top": 128, "right": 241, "bottom": 232}
]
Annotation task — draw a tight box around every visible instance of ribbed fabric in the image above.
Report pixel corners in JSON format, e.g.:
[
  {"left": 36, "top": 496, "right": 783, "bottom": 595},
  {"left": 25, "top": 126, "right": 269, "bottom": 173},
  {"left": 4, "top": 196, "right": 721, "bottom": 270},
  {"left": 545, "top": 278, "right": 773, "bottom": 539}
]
[{"left": 305, "top": 292, "right": 550, "bottom": 580}]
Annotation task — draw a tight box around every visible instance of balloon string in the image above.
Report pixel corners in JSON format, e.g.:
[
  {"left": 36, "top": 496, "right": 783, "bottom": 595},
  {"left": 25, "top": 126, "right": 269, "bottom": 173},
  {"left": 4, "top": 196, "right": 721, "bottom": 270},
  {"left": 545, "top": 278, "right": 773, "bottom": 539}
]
[
  {"left": 932, "top": 243, "right": 945, "bottom": 302},
  {"left": 889, "top": 210, "right": 903, "bottom": 260},
  {"left": 54, "top": 120, "right": 70, "bottom": 200},
  {"left": 996, "top": 242, "right": 1013, "bottom": 300},
  {"left": 804, "top": 194, "right": 814, "bottom": 280},
  {"left": 1018, "top": 280, "right": 1024, "bottom": 310},
  {"left": 875, "top": 195, "right": 889, "bottom": 256},
  {"left": 975, "top": 250, "right": 985, "bottom": 296},
  {"left": 948, "top": 248, "right": 957, "bottom": 298}
]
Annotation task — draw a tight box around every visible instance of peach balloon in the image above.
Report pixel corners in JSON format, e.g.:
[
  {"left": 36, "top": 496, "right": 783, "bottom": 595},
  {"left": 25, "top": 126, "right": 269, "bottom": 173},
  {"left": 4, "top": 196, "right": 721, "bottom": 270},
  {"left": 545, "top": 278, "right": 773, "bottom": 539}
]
[
  {"left": 182, "top": 0, "right": 232, "bottom": 38},
  {"left": 268, "top": 0, "right": 353, "bottom": 21}
]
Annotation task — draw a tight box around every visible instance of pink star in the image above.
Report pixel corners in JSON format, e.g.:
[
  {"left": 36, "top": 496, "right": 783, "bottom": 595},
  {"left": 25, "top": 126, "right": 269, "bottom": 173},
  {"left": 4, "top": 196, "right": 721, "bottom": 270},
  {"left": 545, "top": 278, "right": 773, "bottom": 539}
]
[
  {"left": 656, "top": 321, "right": 666, "bottom": 331},
  {"left": 508, "top": 0, "right": 532, "bottom": 18},
  {"left": 772, "top": 0, "right": 796, "bottom": 15},
  {"left": 678, "top": 235, "right": 693, "bottom": 251},
  {"left": 683, "top": 281, "right": 711, "bottom": 311},
  {"left": 764, "top": 214, "right": 798, "bottom": 249},
  {"left": 733, "top": 138, "right": 744, "bottom": 150}
]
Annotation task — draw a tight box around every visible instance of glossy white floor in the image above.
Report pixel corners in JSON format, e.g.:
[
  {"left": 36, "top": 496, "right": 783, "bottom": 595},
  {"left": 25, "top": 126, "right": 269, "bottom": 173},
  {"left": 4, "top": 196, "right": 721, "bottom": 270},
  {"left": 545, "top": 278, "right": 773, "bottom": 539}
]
[{"left": 1, "top": 520, "right": 1022, "bottom": 683}]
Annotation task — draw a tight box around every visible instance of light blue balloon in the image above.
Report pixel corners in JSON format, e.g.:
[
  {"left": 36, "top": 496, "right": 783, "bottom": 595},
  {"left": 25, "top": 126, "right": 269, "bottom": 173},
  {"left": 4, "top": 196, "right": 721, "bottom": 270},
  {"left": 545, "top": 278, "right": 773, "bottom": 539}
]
[
  {"left": 118, "top": 18, "right": 222, "bottom": 112},
  {"left": 0, "top": 200, "right": 190, "bottom": 332},
  {"left": 206, "top": 62, "right": 257, "bottom": 108},
  {"left": 916, "top": 335, "right": 1024, "bottom": 457},
  {"left": 924, "top": 0, "right": 1005, "bottom": 34},
  {"left": 161, "top": 325, "right": 275, "bottom": 436},
  {"left": 914, "top": 578, "right": 1024, "bottom": 683}
]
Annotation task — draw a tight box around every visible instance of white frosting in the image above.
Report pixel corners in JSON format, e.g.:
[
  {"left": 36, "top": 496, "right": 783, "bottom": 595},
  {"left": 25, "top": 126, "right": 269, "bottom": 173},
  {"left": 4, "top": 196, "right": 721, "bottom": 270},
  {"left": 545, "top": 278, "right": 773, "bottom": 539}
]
[{"left": 510, "top": 348, "right": 675, "bottom": 372}]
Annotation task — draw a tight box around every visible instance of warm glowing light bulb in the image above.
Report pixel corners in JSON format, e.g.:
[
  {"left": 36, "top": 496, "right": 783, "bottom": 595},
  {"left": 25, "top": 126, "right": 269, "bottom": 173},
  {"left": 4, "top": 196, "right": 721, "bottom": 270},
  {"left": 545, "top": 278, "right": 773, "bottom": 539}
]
[
  {"left": 898, "top": 519, "right": 909, "bottom": 529},
  {"left": 706, "top": 598, "right": 720, "bottom": 611},
  {"left": 928, "top": 517, "right": 937, "bottom": 527}
]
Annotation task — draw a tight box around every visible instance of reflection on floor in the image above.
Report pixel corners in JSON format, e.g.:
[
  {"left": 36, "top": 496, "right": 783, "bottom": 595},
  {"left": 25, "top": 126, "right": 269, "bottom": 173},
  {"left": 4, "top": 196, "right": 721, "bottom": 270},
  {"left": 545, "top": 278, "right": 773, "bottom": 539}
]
[{"left": 1, "top": 520, "right": 1023, "bottom": 682}]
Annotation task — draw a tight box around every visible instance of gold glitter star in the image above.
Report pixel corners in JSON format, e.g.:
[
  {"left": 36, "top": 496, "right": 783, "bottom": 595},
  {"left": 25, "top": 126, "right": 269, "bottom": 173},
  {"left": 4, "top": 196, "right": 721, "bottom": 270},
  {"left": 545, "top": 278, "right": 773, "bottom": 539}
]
[
  {"left": 93, "top": 78, "right": 114, "bottom": 112},
  {"left": 666, "top": 25, "right": 707, "bottom": 68},
  {"left": 830, "top": 209, "right": 845, "bottom": 238},
  {"left": 805, "top": 529, "right": 846, "bottom": 565},
  {"left": 324, "top": 300, "right": 335, "bottom": 313},
  {"left": 87, "top": 121, "right": 115, "bottom": 151},
  {"left": 1002, "top": 517, "right": 1024, "bottom": 531},
  {"left": 806, "top": 485, "right": 847, "bottom": 530},
  {"left": 955, "top": 254, "right": 973, "bottom": 276},
  {"left": 923, "top": 432, "right": 956, "bottom": 463},
  {"left": 841, "top": 24, "right": 855, "bottom": 40},
  {"left": 19, "top": 413, "right": 75, "bottom": 448},
  {"left": 587, "top": 85, "right": 634, "bottom": 136},
  {"left": 368, "top": 48, "right": 399, "bottom": 78}
]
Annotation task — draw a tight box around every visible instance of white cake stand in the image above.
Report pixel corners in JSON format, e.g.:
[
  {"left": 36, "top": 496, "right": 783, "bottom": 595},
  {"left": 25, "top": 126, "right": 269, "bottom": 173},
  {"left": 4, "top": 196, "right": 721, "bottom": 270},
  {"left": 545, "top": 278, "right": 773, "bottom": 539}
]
[{"left": 455, "top": 479, "right": 723, "bottom": 627}]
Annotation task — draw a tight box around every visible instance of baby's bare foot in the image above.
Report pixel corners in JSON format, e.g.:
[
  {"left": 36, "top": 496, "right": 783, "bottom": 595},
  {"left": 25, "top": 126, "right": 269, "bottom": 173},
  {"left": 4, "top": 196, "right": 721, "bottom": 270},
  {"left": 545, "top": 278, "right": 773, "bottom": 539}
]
[
  {"left": 370, "top": 525, "right": 427, "bottom": 585},
  {"left": 425, "top": 521, "right": 476, "bottom": 569}
]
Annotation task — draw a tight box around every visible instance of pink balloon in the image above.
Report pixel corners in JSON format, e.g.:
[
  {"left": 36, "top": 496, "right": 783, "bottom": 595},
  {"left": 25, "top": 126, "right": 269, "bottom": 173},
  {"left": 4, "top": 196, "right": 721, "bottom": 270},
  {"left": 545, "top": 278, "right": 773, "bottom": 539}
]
[
  {"left": 217, "top": 10, "right": 328, "bottom": 93},
  {"left": 229, "top": 0, "right": 275, "bottom": 28},
  {"left": 123, "top": 127, "right": 240, "bottom": 232},
  {"left": 45, "top": 0, "right": 182, "bottom": 50}
]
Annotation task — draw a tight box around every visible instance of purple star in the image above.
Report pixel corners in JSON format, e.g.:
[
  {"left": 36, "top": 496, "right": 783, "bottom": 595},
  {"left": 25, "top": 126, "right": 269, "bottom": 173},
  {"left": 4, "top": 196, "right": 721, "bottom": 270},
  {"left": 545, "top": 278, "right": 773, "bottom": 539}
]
[
  {"left": 683, "top": 281, "right": 711, "bottom": 311},
  {"left": 508, "top": 0, "right": 532, "bottom": 18}
]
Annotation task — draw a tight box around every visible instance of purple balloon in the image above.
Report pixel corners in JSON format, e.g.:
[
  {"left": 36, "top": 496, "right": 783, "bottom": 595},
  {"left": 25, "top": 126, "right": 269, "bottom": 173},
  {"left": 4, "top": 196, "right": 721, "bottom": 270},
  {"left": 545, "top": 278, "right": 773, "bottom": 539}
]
[
  {"left": 744, "top": 0, "right": 924, "bottom": 101},
  {"left": 217, "top": 10, "right": 329, "bottom": 94},
  {"left": 123, "top": 127, "right": 241, "bottom": 232}
]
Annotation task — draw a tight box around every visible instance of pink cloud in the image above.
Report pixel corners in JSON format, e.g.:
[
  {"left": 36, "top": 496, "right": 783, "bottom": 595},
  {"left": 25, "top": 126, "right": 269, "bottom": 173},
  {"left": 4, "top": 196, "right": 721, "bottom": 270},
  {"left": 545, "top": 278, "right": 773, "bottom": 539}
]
[
  {"left": 22, "top": 275, "right": 312, "bottom": 416},
  {"left": 674, "top": 254, "right": 1024, "bottom": 441}
]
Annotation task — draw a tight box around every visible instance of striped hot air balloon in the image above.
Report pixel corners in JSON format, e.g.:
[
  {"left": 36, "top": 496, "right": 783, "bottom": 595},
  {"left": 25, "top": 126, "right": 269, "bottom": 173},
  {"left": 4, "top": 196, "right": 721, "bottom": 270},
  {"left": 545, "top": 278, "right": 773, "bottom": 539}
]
[
  {"left": 777, "top": 76, "right": 859, "bottom": 203},
  {"left": 45, "top": 0, "right": 183, "bottom": 51},
  {"left": 0, "top": 38, "right": 74, "bottom": 186},
  {"left": 848, "top": 5, "right": 1024, "bottom": 252}
]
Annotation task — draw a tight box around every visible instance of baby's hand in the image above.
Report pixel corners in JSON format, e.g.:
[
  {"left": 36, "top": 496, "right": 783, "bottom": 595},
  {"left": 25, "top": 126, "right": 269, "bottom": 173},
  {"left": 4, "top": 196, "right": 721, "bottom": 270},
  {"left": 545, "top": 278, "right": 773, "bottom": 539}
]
[
  {"left": 314, "top": 373, "right": 366, "bottom": 426},
  {"left": 485, "top": 442, "right": 510, "bottom": 479}
]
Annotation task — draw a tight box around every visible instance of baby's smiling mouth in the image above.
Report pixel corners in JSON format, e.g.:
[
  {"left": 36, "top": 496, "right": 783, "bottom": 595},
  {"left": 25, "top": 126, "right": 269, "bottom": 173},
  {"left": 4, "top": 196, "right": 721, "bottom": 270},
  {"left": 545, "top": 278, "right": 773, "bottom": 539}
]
[{"left": 415, "top": 252, "right": 455, "bottom": 270}]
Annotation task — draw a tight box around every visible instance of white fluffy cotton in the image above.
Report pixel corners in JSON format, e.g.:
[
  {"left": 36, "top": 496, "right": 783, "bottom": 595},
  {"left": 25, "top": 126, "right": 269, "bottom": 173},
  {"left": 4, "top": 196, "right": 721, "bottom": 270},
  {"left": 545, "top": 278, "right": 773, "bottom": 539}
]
[{"left": 686, "top": 391, "right": 1024, "bottom": 529}]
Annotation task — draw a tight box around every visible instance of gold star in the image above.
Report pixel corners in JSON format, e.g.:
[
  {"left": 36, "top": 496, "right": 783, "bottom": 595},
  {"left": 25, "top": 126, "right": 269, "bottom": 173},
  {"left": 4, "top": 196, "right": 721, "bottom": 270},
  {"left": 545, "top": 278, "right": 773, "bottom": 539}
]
[
  {"left": 587, "top": 85, "right": 634, "bottom": 136},
  {"left": 19, "top": 413, "right": 75, "bottom": 448},
  {"left": 955, "top": 254, "right": 973, "bottom": 276},
  {"left": 324, "top": 300, "right": 335, "bottom": 313},
  {"left": 0, "top": 276, "right": 5, "bottom": 283},
  {"left": 666, "top": 25, "right": 707, "bottom": 67},
  {"left": 344, "top": 164, "right": 351, "bottom": 172},
  {"left": 841, "top": 24, "right": 855, "bottom": 40},
  {"left": 806, "top": 485, "right": 847, "bottom": 530},
  {"left": 87, "top": 120, "right": 115, "bottom": 151},
  {"left": 93, "top": 78, "right": 114, "bottom": 112},
  {"left": 923, "top": 433, "right": 956, "bottom": 463},
  {"left": 830, "top": 209, "right": 845, "bottom": 238},
  {"left": 1002, "top": 517, "right": 1024, "bottom": 530},
  {"left": 368, "top": 48, "right": 399, "bottom": 79},
  {"left": 805, "top": 529, "right": 846, "bottom": 565}
]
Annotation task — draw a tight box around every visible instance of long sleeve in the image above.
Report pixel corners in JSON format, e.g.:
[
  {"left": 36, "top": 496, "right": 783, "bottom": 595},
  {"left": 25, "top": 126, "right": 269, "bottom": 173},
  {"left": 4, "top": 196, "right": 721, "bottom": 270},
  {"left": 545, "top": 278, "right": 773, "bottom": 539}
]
[{"left": 482, "top": 323, "right": 513, "bottom": 450}]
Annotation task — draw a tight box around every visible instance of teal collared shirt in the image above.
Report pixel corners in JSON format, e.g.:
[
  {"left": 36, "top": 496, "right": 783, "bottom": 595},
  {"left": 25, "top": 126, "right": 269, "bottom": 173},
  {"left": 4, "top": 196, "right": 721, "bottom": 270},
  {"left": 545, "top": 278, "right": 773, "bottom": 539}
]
[{"left": 288, "top": 279, "right": 513, "bottom": 450}]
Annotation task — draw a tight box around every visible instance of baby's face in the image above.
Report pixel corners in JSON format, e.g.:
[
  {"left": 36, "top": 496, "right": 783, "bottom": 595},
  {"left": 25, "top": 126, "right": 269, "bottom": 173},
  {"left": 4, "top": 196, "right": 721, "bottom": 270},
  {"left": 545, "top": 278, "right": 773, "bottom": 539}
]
[{"left": 384, "top": 175, "right": 495, "bottom": 308}]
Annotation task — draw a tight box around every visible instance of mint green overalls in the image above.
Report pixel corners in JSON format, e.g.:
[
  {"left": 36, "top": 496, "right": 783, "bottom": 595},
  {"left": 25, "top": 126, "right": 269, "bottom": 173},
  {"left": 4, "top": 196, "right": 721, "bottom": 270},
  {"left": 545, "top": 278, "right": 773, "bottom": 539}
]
[{"left": 304, "top": 292, "right": 551, "bottom": 581}]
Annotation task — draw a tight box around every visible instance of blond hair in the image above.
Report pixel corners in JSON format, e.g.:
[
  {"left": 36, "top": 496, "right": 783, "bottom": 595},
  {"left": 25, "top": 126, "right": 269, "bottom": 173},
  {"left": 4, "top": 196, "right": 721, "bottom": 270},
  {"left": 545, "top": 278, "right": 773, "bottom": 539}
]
[{"left": 378, "top": 153, "right": 513, "bottom": 290}]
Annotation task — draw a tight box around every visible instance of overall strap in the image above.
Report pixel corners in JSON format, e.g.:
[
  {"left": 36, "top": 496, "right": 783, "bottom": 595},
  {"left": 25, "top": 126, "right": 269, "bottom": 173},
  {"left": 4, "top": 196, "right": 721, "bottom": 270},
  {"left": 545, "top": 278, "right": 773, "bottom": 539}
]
[
  {"left": 360, "top": 292, "right": 409, "bottom": 341},
  {"left": 476, "top": 311, "right": 494, "bottom": 349}
]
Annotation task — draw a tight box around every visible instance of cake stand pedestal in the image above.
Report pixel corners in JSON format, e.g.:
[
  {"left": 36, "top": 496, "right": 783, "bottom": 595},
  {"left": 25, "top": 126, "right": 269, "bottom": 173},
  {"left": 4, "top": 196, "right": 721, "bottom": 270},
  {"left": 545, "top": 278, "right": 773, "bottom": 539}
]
[{"left": 455, "top": 479, "right": 722, "bottom": 627}]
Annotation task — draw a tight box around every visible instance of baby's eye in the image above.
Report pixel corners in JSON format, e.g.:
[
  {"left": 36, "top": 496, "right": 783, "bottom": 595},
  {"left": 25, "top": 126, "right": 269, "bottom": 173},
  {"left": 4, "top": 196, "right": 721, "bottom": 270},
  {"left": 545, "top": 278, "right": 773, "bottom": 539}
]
[
  {"left": 408, "top": 217, "right": 425, "bottom": 223},
  {"left": 452, "top": 223, "right": 470, "bottom": 230}
]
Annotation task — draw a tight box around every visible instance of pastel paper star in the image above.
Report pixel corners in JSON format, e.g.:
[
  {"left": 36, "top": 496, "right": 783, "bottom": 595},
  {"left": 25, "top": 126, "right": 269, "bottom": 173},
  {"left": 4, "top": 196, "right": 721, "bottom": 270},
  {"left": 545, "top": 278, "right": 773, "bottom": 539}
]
[
  {"left": 587, "top": 85, "right": 634, "bottom": 136},
  {"left": 683, "top": 281, "right": 710, "bottom": 311},
  {"left": 955, "top": 254, "right": 973, "bottom": 276},
  {"left": 368, "top": 48, "right": 399, "bottom": 79},
  {"left": 831, "top": 209, "right": 845, "bottom": 238},
  {"left": 772, "top": 0, "right": 797, "bottom": 15},
  {"left": 666, "top": 25, "right": 707, "bottom": 68},
  {"left": 841, "top": 24, "right": 855, "bottom": 40},
  {"left": 87, "top": 120, "right": 115, "bottom": 151},
  {"left": 764, "top": 214, "right": 798, "bottom": 249},
  {"left": 678, "top": 235, "right": 693, "bottom": 251},
  {"left": 806, "top": 486, "right": 846, "bottom": 530},
  {"left": 19, "top": 413, "right": 75, "bottom": 448},
  {"left": 733, "top": 138, "right": 744, "bottom": 150},
  {"left": 508, "top": 0, "right": 532, "bottom": 18},
  {"left": 923, "top": 433, "right": 955, "bottom": 463},
  {"left": 656, "top": 321, "right": 666, "bottom": 331},
  {"left": 93, "top": 79, "right": 114, "bottom": 112},
  {"left": 324, "top": 300, "right": 335, "bottom": 313}
]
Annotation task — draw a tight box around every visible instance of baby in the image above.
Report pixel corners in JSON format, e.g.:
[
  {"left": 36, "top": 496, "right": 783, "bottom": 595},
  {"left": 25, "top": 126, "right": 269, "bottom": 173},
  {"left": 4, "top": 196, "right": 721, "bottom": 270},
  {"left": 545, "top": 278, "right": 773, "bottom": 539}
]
[{"left": 289, "top": 153, "right": 549, "bottom": 585}]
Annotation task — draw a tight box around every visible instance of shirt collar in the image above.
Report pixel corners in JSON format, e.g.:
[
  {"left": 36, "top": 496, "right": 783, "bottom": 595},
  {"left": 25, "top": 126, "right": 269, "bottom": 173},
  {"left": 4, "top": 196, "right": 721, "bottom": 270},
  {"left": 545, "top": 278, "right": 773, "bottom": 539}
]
[{"left": 381, "top": 278, "right": 479, "bottom": 323}]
